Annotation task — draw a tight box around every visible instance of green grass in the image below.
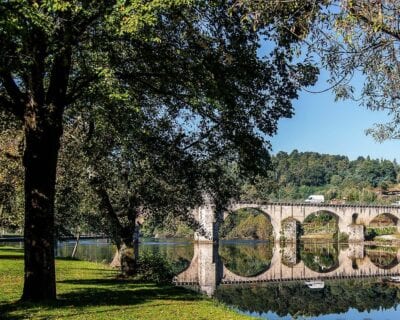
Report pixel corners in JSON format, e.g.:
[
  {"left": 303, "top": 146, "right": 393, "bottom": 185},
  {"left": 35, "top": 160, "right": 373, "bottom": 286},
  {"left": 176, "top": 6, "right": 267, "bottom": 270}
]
[{"left": 0, "top": 246, "right": 254, "bottom": 320}]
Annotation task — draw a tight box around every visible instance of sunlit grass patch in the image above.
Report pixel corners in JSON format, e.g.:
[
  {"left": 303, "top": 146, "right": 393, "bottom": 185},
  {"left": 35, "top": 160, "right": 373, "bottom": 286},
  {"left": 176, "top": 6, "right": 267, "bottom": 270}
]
[{"left": 0, "top": 246, "right": 255, "bottom": 320}]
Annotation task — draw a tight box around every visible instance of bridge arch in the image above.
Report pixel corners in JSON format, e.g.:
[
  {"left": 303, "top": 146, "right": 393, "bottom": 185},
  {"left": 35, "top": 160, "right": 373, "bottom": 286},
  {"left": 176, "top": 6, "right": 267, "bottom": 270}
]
[
  {"left": 365, "top": 247, "right": 399, "bottom": 270},
  {"left": 300, "top": 242, "right": 340, "bottom": 273},
  {"left": 301, "top": 210, "right": 340, "bottom": 240},
  {"left": 366, "top": 213, "right": 399, "bottom": 240},
  {"left": 222, "top": 206, "right": 275, "bottom": 240},
  {"left": 219, "top": 242, "right": 274, "bottom": 277},
  {"left": 369, "top": 213, "right": 399, "bottom": 227}
]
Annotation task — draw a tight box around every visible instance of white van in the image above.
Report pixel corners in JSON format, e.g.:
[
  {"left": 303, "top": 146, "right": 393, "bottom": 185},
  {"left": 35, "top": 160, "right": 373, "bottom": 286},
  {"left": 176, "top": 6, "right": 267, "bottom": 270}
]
[{"left": 305, "top": 195, "right": 325, "bottom": 203}]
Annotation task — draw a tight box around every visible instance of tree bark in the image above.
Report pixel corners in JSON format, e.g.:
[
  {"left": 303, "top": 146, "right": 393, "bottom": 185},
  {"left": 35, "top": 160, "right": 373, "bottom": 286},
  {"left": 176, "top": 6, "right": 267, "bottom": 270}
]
[
  {"left": 21, "top": 107, "right": 63, "bottom": 301},
  {"left": 0, "top": 204, "right": 4, "bottom": 235},
  {"left": 120, "top": 232, "right": 139, "bottom": 277}
]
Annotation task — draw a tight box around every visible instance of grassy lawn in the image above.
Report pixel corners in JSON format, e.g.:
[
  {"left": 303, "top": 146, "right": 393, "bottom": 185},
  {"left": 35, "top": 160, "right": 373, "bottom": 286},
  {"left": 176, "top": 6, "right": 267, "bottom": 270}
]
[{"left": 0, "top": 246, "right": 254, "bottom": 320}]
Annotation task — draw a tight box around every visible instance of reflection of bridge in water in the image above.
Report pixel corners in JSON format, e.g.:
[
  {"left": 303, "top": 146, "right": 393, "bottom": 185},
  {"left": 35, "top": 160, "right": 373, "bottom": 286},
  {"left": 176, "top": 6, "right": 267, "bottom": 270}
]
[{"left": 173, "top": 243, "right": 400, "bottom": 296}]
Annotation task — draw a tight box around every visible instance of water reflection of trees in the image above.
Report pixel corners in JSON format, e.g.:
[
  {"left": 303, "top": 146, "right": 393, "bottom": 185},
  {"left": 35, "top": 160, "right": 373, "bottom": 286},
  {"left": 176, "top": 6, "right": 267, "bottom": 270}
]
[
  {"left": 142, "top": 244, "right": 193, "bottom": 274},
  {"left": 300, "top": 243, "right": 339, "bottom": 273},
  {"left": 56, "top": 241, "right": 114, "bottom": 263},
  {"left": 366, "top": 246, "right": 398, "bottom": 269},
  {"left": 215, "top": 279, "right": 400, "bottom": 318},
  {"left": 56, "top": 241, "right": 194, "bottom": 274},
  {"left": 219, "top": 243, "right": 273, "bottom": 277}
]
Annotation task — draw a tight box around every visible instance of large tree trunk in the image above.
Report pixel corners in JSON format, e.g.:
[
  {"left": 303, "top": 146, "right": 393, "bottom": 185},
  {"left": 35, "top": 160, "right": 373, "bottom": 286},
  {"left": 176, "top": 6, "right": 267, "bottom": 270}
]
[
  {"left": 21, "top": 109, "right": 63, "bottom": 301},
  {"left": 120, "top": 233, "right": 139, "bottom": 277},
  {"left": 110, "top": 236, "right": 139, "bottom": 276}
]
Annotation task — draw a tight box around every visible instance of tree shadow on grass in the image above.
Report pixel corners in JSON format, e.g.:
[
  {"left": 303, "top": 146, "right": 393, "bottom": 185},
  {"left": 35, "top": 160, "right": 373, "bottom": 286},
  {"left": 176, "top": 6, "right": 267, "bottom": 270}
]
[
  {"left": 0, "top": 255, "right": 24, "bottom": 260},
  {"left": 0, "top": 248, "right": 24, "bottom": 252},
  {"left": 0, "top": 279, "right": 202, "bottom": 320}
]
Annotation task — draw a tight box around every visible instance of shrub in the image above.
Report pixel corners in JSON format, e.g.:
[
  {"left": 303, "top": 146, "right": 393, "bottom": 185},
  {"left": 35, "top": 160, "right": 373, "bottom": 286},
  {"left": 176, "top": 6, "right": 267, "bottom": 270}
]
[
  {"left": 338, "top": 232, "right": 349, "bottom": 243},
  {"left": 365, "top": 227, "right": 397, "bottom": 240},
  {"left": 135, "top": 251, "right": 175, "bottom": 283}
]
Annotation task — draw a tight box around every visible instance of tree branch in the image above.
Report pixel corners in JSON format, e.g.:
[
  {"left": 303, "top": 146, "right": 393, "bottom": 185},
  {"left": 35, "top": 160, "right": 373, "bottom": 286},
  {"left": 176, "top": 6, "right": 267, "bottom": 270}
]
[
  {"left": 0, "top": 71, "right": 27, "bottom": 107},
  {"left": 65, "top": 74, "right": 99, "bottom": 105},
  {"left": 349, "top": 7, "right": 400, "bottom": 42},
  {"left": 46, "top": 43, "right": 72, "bottom": 108}
]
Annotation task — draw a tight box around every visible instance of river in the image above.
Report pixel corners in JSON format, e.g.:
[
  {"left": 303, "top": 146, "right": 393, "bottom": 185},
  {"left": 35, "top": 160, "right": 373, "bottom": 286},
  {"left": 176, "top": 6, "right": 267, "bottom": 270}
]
[{"left": 5, "top": 239, "right": 400, "bottom": 319}]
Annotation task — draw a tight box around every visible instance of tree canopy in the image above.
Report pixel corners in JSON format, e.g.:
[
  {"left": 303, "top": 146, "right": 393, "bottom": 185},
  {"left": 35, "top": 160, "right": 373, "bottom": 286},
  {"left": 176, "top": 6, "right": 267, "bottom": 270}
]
[
  {"left": 307, "top": 1, "right": 400, "bottom": 140},
  {"left": 0, "top": 0, "right": 319, "bottom": 301}
]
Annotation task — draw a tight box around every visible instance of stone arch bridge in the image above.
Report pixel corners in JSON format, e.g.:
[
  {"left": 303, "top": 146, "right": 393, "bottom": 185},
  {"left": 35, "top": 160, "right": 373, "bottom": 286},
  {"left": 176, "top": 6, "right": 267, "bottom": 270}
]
[{"left": 192, "top": 201, "right": 400, "bottom": 242}]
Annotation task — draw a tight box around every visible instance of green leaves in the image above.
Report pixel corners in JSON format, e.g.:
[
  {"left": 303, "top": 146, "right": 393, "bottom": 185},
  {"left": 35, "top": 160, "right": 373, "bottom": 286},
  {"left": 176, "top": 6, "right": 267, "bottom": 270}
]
[
  {"left": 310, "top": 1, "right": 400, "bottom": 141},
  {"left": 108, "top": 0, "right": 193, "bottom": 35}
]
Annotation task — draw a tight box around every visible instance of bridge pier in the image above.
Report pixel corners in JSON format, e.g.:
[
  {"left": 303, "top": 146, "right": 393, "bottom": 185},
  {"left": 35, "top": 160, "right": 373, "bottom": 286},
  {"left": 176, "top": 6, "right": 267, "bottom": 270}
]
[
  {"left": 348, "top": 224, "right": 365, "bottom": 242},
  {"left": 281, "top": 218, "right": 298, "bottom": 243},
  {"left": 193, "top": 199, "right": 219, "bottom": 243},
  {"left": 348, "top": 243, "right": 365, "bottom": 260},
  {"left": 281, "top": 243, "right": 298, "bottom": 266},
  {"left": 197, "top": 243, "right": 222, "bottom": 296}
]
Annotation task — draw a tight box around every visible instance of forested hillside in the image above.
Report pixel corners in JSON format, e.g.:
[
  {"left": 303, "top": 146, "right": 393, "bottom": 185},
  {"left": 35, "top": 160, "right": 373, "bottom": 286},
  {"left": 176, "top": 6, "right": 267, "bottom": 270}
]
[{"left": 242, "top": 150, "right": 400, "bottom": 204}]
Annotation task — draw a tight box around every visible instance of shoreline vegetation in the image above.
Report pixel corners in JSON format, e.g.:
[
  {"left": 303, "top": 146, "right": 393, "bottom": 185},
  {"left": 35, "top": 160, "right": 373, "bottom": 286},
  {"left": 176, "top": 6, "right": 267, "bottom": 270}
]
[{"left": 0, "top": 247, "right": 254, "bottom": 320}]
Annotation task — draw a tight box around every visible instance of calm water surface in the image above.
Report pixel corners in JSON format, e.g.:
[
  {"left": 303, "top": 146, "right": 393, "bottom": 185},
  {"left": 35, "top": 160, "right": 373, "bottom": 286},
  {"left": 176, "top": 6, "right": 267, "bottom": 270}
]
[{"left": 5, "top": 239, "right": 400, "bottom": 319}]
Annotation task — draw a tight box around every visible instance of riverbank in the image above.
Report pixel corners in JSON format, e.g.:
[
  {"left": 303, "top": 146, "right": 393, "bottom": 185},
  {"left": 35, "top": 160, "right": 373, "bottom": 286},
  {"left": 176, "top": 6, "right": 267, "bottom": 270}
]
[
  {"left": 0, "top": 235, "right": 107, "bottom": 242},
  {"left": 0, "top": 247, "right": 254, "bottom": 320}
]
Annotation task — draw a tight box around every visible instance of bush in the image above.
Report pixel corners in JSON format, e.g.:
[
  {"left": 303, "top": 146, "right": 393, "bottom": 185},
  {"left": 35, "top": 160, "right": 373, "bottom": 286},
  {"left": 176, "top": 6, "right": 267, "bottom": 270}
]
[
  {"left": 221, "top": 209, "right": 273, "bottom": 240},
  {"left": 338, "top": 232, "right": 349, "bottom": 243},
  {"left": 365, "top": 227, "right": 397, "bottom": 240},
  {"left": 135, "top": 251, "right": 175, "bottom": 283}
]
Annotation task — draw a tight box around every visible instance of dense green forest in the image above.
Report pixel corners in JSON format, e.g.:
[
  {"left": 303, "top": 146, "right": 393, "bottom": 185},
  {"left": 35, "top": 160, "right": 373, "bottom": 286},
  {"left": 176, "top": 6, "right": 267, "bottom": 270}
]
[{"left": 242, "top": 150, "right": 400, "bottom": 203}]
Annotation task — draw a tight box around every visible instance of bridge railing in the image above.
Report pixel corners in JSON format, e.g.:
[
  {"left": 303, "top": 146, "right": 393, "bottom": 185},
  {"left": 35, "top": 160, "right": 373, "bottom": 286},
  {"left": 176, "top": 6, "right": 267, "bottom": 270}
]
[{"left": 229, "top": 200, "right": 400, "bottom": 209}]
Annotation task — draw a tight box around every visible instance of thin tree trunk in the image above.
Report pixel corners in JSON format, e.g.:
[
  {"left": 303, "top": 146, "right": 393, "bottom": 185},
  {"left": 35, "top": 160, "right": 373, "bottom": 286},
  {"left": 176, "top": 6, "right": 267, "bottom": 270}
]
[
  {"left": 110, "top": 247, "right": 121, "bottom": 268},
  {"left": 0, "top": 204, "right": 3, "bottom": 236},
  {"left": 21, "top": 112, "right": 63, "bottom": 301},
  {"left": 71, "top": 232, "right": 80, "bottom": 258}
]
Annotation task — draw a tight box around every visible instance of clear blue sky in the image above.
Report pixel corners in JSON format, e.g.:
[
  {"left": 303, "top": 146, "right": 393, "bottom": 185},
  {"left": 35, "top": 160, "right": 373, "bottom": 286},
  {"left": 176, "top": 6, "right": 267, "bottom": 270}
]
[{"left": 270, "top": 70, "right": 400, "bottom": 161}]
